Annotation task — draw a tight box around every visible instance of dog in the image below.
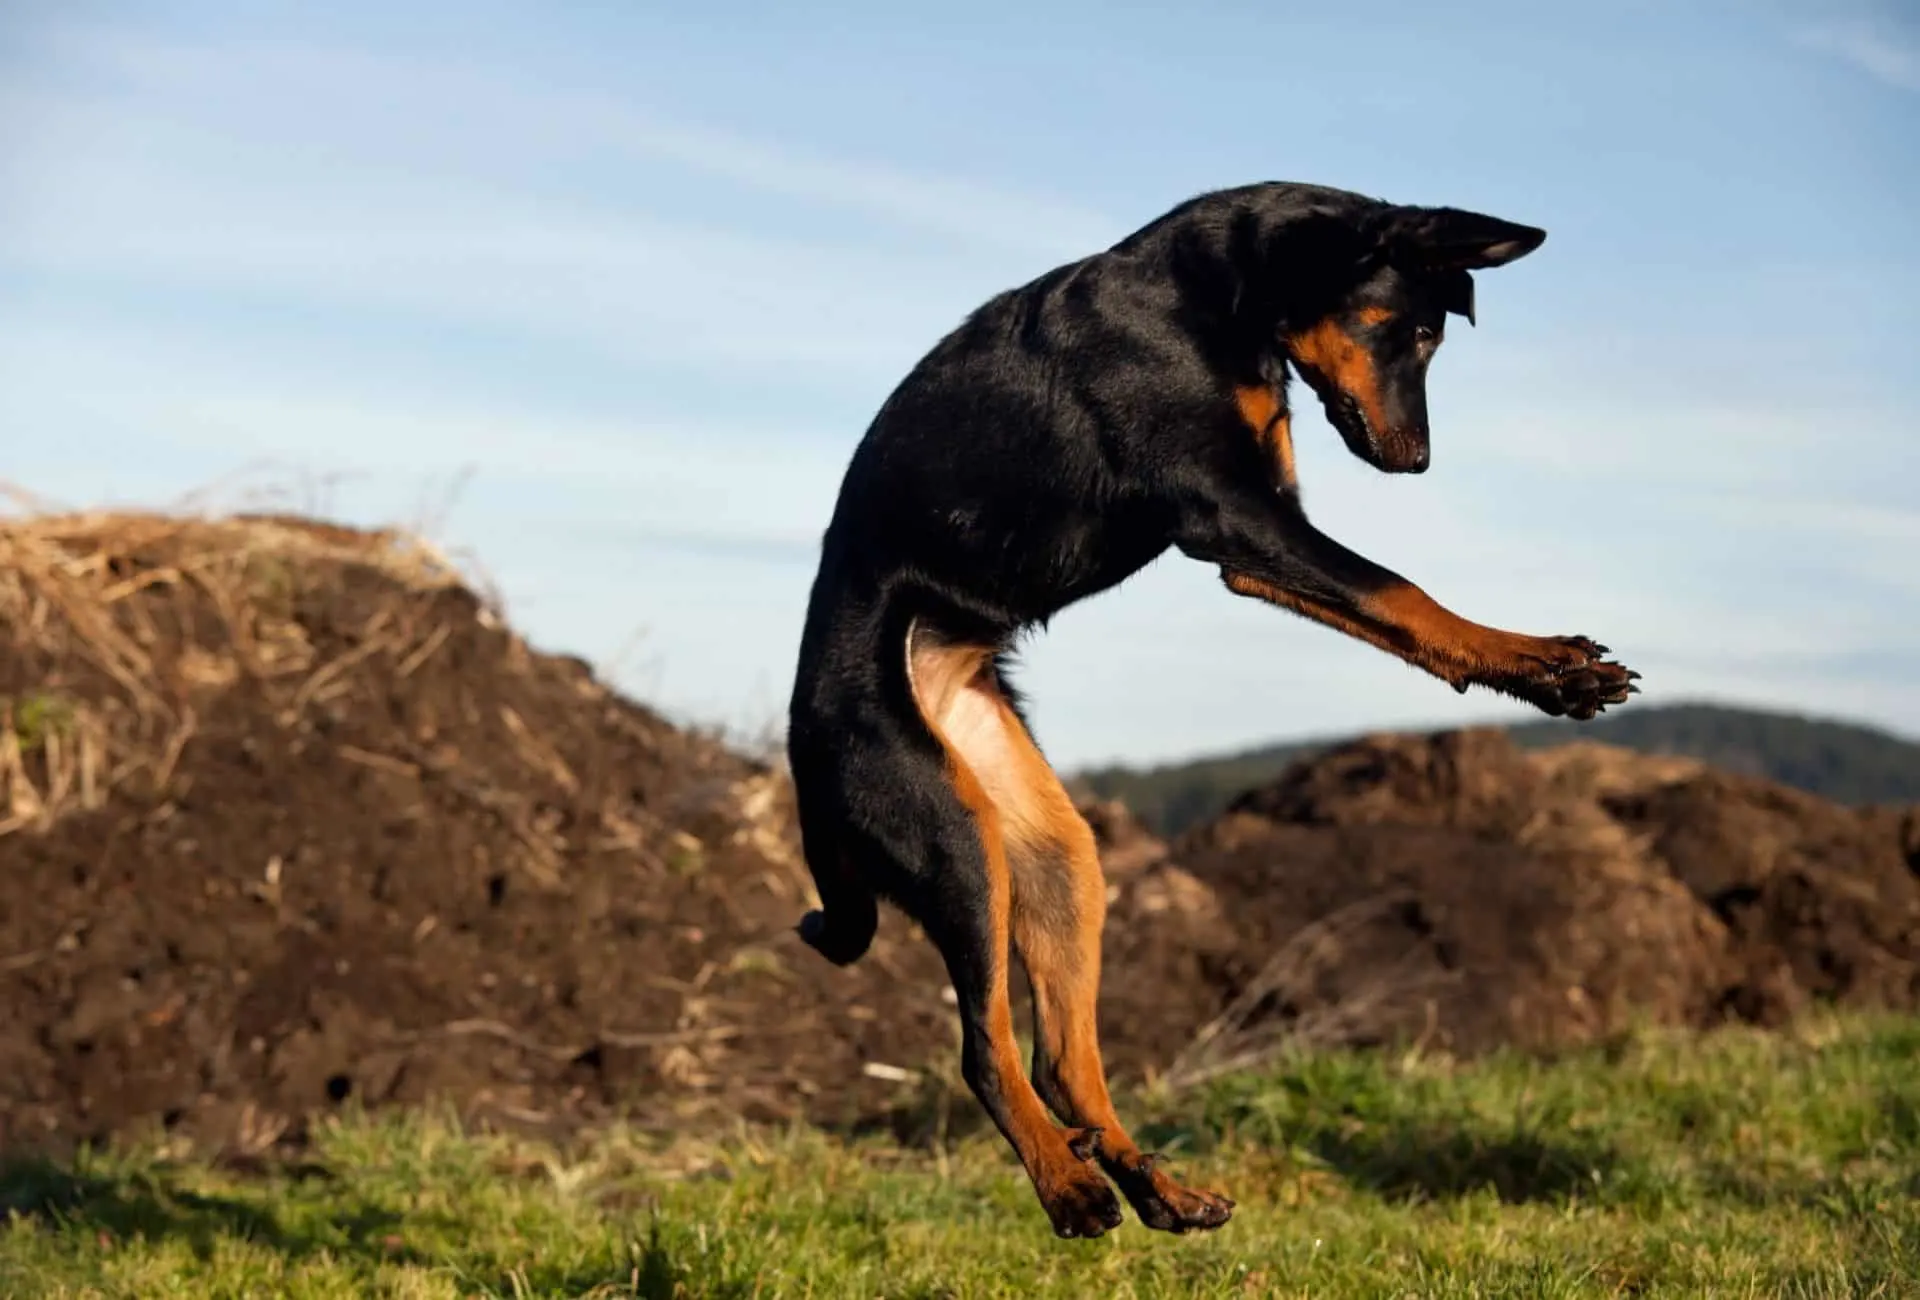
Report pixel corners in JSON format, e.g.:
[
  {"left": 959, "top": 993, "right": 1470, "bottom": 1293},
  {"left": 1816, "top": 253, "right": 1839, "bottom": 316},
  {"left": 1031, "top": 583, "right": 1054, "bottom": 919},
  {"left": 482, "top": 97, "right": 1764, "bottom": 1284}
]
[{"left": 784, "top": 181, "right": 1638, "bottom": 1239}]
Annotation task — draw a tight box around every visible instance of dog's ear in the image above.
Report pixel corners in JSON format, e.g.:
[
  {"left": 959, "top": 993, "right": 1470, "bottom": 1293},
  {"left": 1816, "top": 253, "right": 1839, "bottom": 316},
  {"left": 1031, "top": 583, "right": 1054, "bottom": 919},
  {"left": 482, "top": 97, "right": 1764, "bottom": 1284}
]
[
  {"left": 1378, "top": 205, "right": 1547, "bottom": 272},
  {"left": 1434, "top": 267, "right": 1476, "bottom": 326}
]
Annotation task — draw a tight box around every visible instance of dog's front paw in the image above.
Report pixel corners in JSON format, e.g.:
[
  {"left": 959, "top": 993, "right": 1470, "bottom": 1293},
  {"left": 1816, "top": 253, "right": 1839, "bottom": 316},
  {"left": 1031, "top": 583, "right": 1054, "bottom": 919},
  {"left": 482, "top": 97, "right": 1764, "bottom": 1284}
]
[{"left": 1504, "top": 635, "right": 1639, "bottom": 720}]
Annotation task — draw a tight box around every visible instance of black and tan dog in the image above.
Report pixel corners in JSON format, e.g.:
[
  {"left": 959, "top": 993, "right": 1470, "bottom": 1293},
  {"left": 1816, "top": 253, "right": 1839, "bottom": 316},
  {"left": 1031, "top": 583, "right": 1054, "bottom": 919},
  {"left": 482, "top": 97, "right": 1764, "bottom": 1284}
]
[{"left": 785, "top": 181, "right": 1637, "bottom": 1239}]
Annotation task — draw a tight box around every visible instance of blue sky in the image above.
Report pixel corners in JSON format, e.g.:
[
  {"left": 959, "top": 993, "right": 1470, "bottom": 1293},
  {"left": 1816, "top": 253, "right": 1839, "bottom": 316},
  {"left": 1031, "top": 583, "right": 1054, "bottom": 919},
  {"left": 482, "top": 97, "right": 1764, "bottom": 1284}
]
[{"left": 2, "top": 0, "right": 1916, "bottom": 768}]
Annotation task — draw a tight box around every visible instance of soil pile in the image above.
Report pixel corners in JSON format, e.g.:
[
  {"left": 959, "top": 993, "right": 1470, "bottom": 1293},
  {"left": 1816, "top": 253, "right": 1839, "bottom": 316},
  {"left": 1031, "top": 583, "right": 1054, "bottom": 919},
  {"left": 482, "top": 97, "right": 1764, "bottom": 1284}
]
[
  {"left": 1161, "top": 730, "right": 1920, "bottom": 1073},
  {"left": 0, "top": 509, "right": 961, "bottom": 1156},
  {"left": 4, "top": 507, "right": 1917, "bottom": 1156}
]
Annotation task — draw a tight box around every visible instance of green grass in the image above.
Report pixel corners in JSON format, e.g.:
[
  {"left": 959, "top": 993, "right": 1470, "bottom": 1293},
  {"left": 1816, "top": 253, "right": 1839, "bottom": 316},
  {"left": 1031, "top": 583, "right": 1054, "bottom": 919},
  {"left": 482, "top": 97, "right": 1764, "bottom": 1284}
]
[
  {"left": 6, "top": 1016, "right": 1920, "bottom": 1298},
  {"left": 7, "top": 690, "right": 77, "bottom": 753}
]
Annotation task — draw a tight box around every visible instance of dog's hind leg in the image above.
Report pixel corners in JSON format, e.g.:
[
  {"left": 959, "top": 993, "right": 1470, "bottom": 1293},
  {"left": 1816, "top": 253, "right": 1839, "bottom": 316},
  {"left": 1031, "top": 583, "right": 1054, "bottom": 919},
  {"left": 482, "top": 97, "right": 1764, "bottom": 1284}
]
[
  {"left": 976, "top": 685, "right": 1235, "bottom": 1234},
  {"left": 906, "top": 633, "right": 1124, "bottom": 1239}
]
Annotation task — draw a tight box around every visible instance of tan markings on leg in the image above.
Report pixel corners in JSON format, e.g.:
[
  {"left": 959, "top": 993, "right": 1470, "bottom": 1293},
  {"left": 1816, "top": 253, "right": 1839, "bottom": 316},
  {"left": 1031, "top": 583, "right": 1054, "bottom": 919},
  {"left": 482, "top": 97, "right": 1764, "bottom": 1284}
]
[
  {"left": 1233, "top": 386, "right": 1297, "bottom": 493},
  {"left": 1224, "top": 570, "right": 1583, "bottom": 689},
  {"left": 1284, "top": 316, "right": 1389, "bottom": 433},
  {"left": 954, "top": 676, "right": 1234, "bottom": 1233},
  {"left": 1224, "top": 571, "right": 1424, "bottom": 663},
  {"left": 907, "top": 632, "right": 1113, "bottom": 1232}
]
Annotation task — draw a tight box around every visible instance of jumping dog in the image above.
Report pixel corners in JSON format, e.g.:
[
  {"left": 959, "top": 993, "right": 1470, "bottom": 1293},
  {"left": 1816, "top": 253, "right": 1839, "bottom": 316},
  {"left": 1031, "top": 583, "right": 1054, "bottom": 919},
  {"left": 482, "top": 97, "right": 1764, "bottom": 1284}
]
[{"left": 785, "top": 181, "right": 1637, "bottom": 1239}]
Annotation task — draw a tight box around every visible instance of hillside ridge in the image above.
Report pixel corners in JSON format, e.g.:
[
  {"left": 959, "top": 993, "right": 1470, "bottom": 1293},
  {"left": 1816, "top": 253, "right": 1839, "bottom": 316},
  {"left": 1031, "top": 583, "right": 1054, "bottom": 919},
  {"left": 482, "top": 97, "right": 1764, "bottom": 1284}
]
[{"left": 1074, "top": 702, "right": 1920, "bottom": 835}]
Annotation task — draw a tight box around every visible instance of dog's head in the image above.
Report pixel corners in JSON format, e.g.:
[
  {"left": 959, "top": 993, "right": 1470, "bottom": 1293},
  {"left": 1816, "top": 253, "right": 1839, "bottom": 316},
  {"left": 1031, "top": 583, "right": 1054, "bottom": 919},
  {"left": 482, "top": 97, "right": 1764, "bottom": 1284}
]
[{"left": 1283, "top": 204, "right": 1545, "bottom": 474}]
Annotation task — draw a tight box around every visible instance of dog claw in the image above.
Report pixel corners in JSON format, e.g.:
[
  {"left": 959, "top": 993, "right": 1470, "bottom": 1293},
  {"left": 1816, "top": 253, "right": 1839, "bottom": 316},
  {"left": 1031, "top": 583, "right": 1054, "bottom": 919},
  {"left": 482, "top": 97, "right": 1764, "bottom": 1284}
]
[{"left": 1066, "top": 1127, "right": 1103, "bottom": 1162}]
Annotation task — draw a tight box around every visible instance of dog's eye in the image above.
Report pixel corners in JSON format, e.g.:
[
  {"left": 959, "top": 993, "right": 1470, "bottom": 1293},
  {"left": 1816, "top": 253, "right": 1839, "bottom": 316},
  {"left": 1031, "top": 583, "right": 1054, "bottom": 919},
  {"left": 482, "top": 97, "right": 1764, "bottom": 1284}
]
[{"left": 1414, "top": 325, "right": 1439, "bottom": 345}]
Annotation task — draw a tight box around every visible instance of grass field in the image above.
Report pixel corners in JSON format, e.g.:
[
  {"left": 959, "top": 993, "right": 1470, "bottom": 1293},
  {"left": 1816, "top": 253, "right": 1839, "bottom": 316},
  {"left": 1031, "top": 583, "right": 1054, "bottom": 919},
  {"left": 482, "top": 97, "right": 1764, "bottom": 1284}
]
[{"left": 5, "top": 1016, "right": 1918, "bottom": 1299}]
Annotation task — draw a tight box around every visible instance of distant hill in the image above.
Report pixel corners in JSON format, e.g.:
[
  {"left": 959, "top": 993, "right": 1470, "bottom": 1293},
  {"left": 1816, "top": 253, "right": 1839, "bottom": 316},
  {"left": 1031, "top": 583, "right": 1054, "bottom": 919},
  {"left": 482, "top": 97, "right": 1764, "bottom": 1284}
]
[{"left": 1071, "top": 702, "right": 1920, "bottom": 836}]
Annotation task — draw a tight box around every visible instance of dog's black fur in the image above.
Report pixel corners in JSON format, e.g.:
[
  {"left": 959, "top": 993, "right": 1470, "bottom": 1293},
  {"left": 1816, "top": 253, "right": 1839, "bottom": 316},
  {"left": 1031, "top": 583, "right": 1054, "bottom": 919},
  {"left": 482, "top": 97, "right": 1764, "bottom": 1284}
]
[{"left": 784, "top": 181, "right": 1637, "bottom": 1238}]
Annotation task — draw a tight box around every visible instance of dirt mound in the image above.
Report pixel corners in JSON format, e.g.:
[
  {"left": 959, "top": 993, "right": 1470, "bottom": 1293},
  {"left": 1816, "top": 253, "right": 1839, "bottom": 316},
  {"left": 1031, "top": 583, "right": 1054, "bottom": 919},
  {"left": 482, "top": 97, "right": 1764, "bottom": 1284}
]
[
  {"left": 1601, "top": 771, "right": 1920, "bottom": 1016},
  {"left": 4, "top": 506, "right": 1918, "bottom": 1157},
  {"left": 0, "top": 509, "right": 958, "bottom": 1155},
  {"left": 1162, "top": 730, "right": 1920, "bottom": 1068}
]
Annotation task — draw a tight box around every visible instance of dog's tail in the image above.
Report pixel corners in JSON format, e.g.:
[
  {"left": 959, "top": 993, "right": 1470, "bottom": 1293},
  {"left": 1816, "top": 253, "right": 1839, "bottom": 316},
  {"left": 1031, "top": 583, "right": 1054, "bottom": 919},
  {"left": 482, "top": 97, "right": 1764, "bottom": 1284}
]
[{"left": 796, "top": 843, "right": 878, "bottom": 966}]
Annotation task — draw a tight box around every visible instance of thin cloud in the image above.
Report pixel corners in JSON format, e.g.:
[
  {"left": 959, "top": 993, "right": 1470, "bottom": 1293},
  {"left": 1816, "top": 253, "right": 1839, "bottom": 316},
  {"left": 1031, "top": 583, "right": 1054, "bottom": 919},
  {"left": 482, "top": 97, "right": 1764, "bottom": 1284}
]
[
  {"left": 26, "top": 26, "right": 1117, "bottom": 260},
  {"left": 2, "top": 35, "right": 1094, "bottom": 390},
  {"left": 1798, "top": 21, "right": 1920, "bottom": 92}
]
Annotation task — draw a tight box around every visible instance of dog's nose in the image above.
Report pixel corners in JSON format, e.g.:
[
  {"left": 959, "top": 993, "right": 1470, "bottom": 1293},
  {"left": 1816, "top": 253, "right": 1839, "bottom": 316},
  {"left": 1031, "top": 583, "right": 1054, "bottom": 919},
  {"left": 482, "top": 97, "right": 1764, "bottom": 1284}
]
[{"left": 1389, "top": 434, "right": 1430, "bottom": 474}]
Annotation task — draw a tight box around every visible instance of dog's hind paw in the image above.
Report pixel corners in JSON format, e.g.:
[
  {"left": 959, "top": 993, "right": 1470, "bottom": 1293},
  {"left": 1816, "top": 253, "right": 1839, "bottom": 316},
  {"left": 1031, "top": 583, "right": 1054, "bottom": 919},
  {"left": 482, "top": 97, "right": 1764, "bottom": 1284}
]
[
  {"left": 1111, "top": 1153, "right": 1235, "bottom": 1234},
  {"left": 1039, "top": 1164, "right": 1126, "bottom": 1239}
]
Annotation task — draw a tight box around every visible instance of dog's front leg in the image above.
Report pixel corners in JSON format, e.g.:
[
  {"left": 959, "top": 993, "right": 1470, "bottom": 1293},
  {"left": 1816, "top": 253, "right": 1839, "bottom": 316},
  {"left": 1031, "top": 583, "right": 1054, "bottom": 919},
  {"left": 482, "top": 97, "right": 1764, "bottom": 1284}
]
[{"left": 1174, "top": 489, "right": 1638, "bottom": 719}]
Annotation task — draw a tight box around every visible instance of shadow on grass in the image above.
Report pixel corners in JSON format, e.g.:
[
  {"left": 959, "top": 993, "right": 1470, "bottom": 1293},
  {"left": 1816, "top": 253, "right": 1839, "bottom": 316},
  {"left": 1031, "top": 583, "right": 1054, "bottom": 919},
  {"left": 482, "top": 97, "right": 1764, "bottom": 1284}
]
[
  {"left": 830, "top": 1060, "right": 1638, "bottom": 1208},
  {"left": 514, "top": 1220, "right": 761, "bottom": 1300},
  {"left": 0, "top": 1154, "right": 426, "bottom": 1270},
  {"left": 1130, "top": 1096, "right": 1639, "bottom": 1207},
  {"left": 1305, "top": 1123, "right": 1629, "bottom": 1204}
]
